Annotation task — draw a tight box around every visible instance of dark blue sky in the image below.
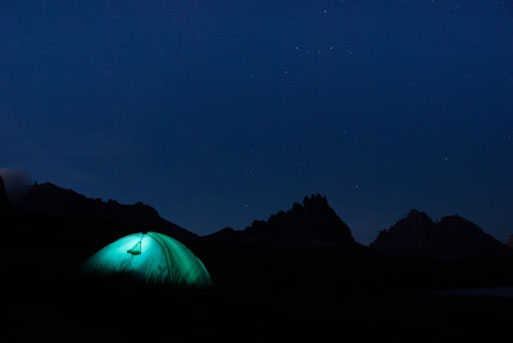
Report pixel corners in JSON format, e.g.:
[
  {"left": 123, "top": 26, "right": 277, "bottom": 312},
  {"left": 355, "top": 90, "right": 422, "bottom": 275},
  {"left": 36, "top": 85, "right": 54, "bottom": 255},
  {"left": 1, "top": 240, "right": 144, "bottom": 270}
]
[{"left": 1, "top": 1, "right": 512, "bottom": 244}]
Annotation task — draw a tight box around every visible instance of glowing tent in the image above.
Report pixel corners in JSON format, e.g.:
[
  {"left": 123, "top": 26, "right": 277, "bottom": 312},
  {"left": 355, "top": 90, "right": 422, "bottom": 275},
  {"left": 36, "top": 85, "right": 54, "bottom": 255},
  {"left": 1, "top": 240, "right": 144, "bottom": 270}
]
[{"left": 83, "top": 232, "right": 211, "bottom": 287}]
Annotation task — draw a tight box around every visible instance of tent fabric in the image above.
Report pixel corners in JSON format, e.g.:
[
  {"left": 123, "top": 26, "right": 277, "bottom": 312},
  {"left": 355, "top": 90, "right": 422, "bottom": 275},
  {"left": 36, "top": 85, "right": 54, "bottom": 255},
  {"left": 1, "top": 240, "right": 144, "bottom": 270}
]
[{"left": 83, "top": 232, "right": 211, "bottom": 287}]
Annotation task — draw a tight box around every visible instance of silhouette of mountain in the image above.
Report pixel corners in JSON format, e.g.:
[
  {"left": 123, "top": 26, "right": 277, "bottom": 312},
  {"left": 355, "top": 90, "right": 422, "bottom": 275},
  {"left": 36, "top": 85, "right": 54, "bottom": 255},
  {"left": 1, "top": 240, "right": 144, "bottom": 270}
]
[
  {"left": 0, "top": 176, "right": 11, "bottom": 212},
  {"left": 200, "top": 227, "right": 242, "bottom": 245},
  {"left": 14, "top": 182, "right": 196, "bottom": 241},
  {"left": 508, "top": 235, "right": 513, "bottom": 249},
  {"left": 370, "top": 209, "right": 512, "bottom": 259},
  {"left": 201, "top": 194, "right": 356, "bottom": 248},
  {"left": 5, "top": 188, "right": 513, "bottom": 342}
]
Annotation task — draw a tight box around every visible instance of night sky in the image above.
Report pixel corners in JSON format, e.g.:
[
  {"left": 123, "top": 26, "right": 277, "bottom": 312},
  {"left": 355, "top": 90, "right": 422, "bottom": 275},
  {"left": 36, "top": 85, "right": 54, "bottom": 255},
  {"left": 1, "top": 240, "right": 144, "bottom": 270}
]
[{"left": 1, "top": 1, "right": 512, "bottom": 244}]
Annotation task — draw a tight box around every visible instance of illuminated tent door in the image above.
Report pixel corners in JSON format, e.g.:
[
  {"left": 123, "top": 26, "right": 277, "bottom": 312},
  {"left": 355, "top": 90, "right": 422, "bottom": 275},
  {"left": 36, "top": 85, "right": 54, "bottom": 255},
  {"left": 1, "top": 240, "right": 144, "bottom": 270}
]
[{"left": 83, "top": 232, "right": 211, "bottom": 287}]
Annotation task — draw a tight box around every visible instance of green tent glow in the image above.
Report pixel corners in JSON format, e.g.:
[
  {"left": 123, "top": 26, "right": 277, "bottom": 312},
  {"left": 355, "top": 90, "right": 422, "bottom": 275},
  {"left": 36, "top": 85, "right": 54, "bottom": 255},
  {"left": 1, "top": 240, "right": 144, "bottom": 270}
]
[{"left": 83, "top": 232, "right": 212, "bottom": 287}]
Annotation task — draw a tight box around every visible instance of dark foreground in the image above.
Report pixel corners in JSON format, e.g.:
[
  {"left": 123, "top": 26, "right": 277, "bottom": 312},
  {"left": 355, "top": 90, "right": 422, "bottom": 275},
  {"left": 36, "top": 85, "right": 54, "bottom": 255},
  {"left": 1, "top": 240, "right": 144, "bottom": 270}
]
[
  {"left": 3, "top": 212, "right": 513, "bottom": 342},
  {"left": 7, "top": 288, "right": 513, "bottom": 342},
  {"left": 6, "top": 255, "right": 513, "bottom": 342}
]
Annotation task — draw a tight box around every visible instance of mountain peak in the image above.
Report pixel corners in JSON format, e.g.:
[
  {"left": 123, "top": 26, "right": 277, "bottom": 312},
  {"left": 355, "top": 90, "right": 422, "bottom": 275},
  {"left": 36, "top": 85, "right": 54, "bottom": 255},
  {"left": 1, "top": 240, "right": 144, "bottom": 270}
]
[
  {"left": 203, "top": 194, "right": 356, "bottom": 248},
  {"left": 15, "top": 181, "right": 196, "bottom": 241},
  {"left": 303, "top": 193, "right": 329, "bottom": 208},
  {"left": 371, "top": 210, "right": 511, "bottom": 259},
  {"left": 406, "top": 209, "right": 433, "bottom": 223}
]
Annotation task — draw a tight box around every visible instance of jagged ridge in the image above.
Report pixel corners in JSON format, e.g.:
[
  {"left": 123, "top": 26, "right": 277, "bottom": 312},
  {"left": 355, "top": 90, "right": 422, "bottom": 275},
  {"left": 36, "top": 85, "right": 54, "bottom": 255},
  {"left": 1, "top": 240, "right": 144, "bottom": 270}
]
[
  {"left": 14, "top": 182, "right": 196, "bottom": 241},
  {"left": 370, "top": 209, "right": 512, "bottom": 259},
  {"left": 201, "top": 194, "right": 355, "bottom": 248}
]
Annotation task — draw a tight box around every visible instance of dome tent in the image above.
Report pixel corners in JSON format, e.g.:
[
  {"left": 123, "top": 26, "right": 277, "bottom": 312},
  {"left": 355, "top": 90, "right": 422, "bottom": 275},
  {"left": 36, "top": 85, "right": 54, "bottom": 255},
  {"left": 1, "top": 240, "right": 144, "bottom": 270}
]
[{"left": 83, "top": 232, "right": 211, "bottom": 287}]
